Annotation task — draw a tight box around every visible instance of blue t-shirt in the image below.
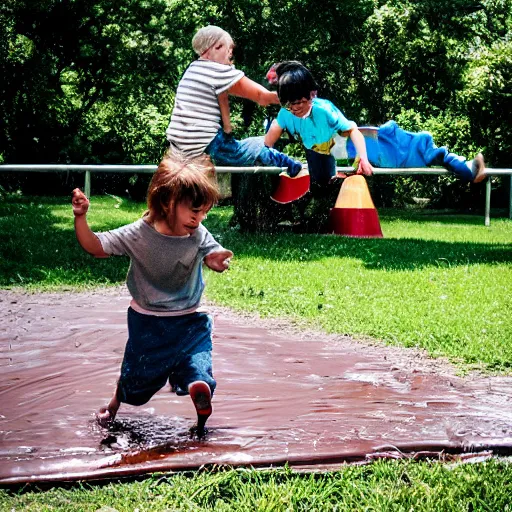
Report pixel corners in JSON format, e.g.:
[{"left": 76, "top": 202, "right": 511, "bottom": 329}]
[{"left": 276, "top": 98, "right": 356, "bottom": 155}]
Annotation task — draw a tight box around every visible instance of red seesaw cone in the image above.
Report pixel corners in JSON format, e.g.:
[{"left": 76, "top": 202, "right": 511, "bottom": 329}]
[
  {"left": 270, "top": 169, "right": 310, "bottom": 204},
  {"left": 329, "top": 175, "right": 383, "bottom": 237}
]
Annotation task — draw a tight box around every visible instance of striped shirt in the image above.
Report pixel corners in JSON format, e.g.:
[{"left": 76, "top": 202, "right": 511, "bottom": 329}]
[{"left": 166, "top": 59, "right": 245, "bottom": 156}]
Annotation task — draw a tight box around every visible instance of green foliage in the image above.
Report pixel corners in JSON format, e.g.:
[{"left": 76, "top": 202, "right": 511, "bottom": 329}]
[
  {"left": 1, "top": 0, "right": 512, "bottom": 202},
  {"left": 459, "top": 38, "right": 512, "bottom": 167},
  {"left": 358, "top": 0, "right": 478, "bottom": 121},
  {"left": 0, "top": 0, "right": 188, "bottom": 165}
]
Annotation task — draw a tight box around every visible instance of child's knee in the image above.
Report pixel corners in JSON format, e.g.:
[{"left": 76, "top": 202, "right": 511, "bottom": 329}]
[{"left": 117, "top": 381, "right": 155, "bottom": 406}]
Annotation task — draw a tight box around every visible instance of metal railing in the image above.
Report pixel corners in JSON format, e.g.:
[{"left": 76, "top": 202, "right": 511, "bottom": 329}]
[{"left": 1, "top": 164, "right": 511, "bottom": 226}]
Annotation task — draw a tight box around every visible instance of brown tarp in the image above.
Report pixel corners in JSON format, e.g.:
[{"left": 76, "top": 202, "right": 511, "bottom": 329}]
[{"left": 1, "top": 290, "right": 512, "bottom": 485}]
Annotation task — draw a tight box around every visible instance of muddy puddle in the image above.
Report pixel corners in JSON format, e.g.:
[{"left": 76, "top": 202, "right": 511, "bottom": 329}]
[{"left": 1, "top": 289, "right": 512, "bottom": 484}]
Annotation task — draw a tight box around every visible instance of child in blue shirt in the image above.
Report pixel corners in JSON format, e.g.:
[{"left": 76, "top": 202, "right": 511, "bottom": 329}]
[
  {"left": 265, "top": 61, "right": 374, "bottom": 185},
  {"left": 265, "top": 61, "right": 486, "bottom": 184}
]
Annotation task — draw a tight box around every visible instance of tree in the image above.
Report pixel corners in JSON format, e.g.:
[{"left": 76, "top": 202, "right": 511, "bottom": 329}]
[
  {"left": 1, "top": 0, "right": 188, "bottom": 164},
  {"left": 460, "top": 39, "right": 512, "bottom": 167}
]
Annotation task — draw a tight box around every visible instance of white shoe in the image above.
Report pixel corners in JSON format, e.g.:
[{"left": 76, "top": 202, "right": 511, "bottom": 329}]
[{"left": 472, "top": 153, "right": 486, "bottom": 183}]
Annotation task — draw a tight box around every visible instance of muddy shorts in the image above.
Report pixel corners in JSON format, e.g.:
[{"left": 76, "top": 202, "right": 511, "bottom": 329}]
[{"left": 117, "top": 308, "right": 216, "bottom": 406}]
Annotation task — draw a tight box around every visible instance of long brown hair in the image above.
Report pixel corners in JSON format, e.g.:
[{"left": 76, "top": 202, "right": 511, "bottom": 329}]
[{"left": 145, "top": 150, "right": 219, "bottom": 224}]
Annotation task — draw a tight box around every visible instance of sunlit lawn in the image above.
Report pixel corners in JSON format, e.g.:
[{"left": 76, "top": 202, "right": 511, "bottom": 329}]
[
  {"left": 1, "top": 195, "right": 510, "bottom": 372},
  {"left": 1, "top": 195, "right": 512, "bottom": 509}
]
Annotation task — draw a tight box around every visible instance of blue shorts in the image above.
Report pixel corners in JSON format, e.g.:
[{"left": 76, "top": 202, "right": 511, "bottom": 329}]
[
  {"left": 305, "top": 149, "right": 336, "bottom": 185},
  {"left": 117, "top": 308, "right": 216, "bottom": 406}
]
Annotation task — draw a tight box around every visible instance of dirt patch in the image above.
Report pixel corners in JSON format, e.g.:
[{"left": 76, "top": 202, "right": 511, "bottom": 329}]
[
  {"left": 3, "top": 285, "right": 508, "bottom": 390},
  {"left": 2, "top": 285, "right": 460, "bottom": 378}
]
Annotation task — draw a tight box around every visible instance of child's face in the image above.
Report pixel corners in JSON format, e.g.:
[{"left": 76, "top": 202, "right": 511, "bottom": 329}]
[
  {"left": 168, "top": 200, "right": 211, "bottom": 236},
  {"left": 203, "top": 37, "right": 233, "bottom": 65},
  {"left": 285, "top": 97, "right": 312, "bottom": 118}
]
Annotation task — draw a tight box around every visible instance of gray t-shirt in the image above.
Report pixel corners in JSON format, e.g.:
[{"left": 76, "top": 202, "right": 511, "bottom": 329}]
[{"left": 96, "top": 218, "right": 224, "bottom": 312}]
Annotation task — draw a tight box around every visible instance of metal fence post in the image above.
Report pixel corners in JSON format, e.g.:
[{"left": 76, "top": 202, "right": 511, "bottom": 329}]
[
  {"left": 485, "top": 178, "right": 491, "bottom": 227},
  {"left": 509, "top": 175, "right": 512, "bottom": 220},
  {"left": 85, "top": 170, "right": 91, "bottom": 198}
]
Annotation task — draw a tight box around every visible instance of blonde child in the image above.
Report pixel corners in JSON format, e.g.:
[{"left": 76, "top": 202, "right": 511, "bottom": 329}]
[
  {"left": 166, "top": 26, "right": 302, "bottom": 176},
  {"left": 72, "top": 153, "right": 233, "bottom": 437}
]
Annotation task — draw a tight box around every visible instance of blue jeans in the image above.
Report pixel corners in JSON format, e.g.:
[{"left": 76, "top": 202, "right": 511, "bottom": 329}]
[
  {"left": 306, "top": 149, "right": 336, "bottom": 185},
  {"left": 117, "top": 308, "right": 216, "bottom": 406},
  {"left": 205, "top": 129, "right": 302, "bottom": 177}
]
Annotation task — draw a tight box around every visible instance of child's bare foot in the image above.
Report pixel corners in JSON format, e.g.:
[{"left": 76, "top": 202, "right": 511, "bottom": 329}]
[
  {"left": 188, "top": 380, "right": 212, "bottom": 438},
  {"left": 472, "top": 153, "right": 486, "bottom": 183}
]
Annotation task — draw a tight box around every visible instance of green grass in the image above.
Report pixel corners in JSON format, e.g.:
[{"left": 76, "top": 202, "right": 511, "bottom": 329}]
[
  {"left": 2, "top": 195, "right": 510, "bottom": 372},
  {"left": 1, "top": 195, "right": 512, "bottom": 507},
  {"left": 1, "top": 460, "right": 512, "bottom": 511}
]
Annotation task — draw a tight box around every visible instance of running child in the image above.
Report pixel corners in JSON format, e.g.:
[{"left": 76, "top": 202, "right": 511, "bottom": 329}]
[{"left": 72, "top": 153, "right": 233, "bottom": 438}]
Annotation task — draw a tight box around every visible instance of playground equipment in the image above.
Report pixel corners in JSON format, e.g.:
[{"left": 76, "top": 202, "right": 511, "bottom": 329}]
[
  {"left": 270, "top": 169, "right": 310, "bottom": 204},
  {"left": 329, "top": 175, "right": 383, "bottom": 238},
  {"left": 1, "top": 164, "right": 511, "bottom": 226}
]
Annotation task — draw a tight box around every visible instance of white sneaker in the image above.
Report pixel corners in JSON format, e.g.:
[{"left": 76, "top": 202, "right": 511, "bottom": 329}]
[{"left": 472, "top": 153, "right": 486, "bottom": 183}]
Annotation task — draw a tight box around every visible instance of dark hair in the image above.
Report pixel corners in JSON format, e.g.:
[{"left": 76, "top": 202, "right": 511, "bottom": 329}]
[
  {"left": 145, "top": 150, "right": 219, "bottom": 224},
  {"left": 275, "top": 61, "right": 318, "bottom": 105}
]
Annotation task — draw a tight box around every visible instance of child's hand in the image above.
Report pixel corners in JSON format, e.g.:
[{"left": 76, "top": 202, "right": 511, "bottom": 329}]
[
  {"left": 205, "top": 250, "right": 233, "bottom": 273},
  {"left": 72, "top": 188, "right": 90, "bottom": 216},
  {"left": 356, "top": 158, "right": 374, "bottom": 177}
]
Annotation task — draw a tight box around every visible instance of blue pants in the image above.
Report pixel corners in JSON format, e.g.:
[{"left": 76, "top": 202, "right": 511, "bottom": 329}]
[
  {"left": 306, "top": 149, "right": 336, "bottom": 185},
  {"left": 206, "top": 129, "right": 302, "bottom": 177},
  {"left": 346, "top": 120, "right": 474, "bottom": 181},
  {"left": 117, "top": 308, "right": 216, "bottom": 406}
]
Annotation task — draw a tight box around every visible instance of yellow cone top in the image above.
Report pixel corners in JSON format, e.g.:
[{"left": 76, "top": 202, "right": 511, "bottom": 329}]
[{"left": 334, "top": 175, "right": 376, "bottom": 209}]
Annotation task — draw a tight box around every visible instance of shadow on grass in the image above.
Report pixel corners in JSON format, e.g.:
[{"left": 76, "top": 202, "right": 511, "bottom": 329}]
[
  {"left": 0, "top": 197, "right": 129, "bottom": 287},
  {"left": 1, "top": 199, "right": 511, "bottom": 287},
  {"left": 377, "top": 208, "right": 509, "bottom": 226},
  {"left": 218, "top": 234, "right": 512, "bottom": 270},
  {"left": 207, "top": 209, "right": 512, "bottom": 271}
]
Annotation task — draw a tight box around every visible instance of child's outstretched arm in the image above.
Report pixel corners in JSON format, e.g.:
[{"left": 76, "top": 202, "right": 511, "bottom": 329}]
[
  {"left": 204, "top": 249, "right": 233, "bottom": 272},
  {"left": 228, "top": 77, "right": 279, "bottom": 106},
  {"left": 218, "top": 92, "right": 232, "bottom": 134},
  {"left": 346, "top": 127, "right": 374, "bottom": 176},
  {"left": 264, "top": 120, "right": 284, "bottom": 148},
  {"left": 71, "top": 188, "right": 109, "bottom": 258}
]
